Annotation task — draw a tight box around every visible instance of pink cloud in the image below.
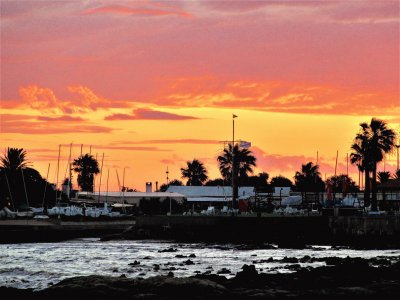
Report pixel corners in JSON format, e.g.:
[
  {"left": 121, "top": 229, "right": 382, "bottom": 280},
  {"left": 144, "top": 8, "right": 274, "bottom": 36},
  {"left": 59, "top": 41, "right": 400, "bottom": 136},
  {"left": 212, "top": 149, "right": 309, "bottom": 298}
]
[
  {"left": 17, "top": 85, "right": 130, "bottom": 113},
  {"left": 104, "top": 108, "right": 197, "bottom": 121},
  {"left": 37, "top": 115, "right": 85, "bottom": 122},
  {"left": 0, "top": 113, "right": 112, "bottom": 134}
]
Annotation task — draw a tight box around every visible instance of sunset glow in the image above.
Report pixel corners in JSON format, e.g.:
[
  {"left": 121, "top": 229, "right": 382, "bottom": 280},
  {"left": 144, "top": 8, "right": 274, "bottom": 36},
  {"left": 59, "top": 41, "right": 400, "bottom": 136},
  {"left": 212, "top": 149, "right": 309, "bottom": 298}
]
[{"left": 1, "top": 0, "right": 399, "bottom": 191}]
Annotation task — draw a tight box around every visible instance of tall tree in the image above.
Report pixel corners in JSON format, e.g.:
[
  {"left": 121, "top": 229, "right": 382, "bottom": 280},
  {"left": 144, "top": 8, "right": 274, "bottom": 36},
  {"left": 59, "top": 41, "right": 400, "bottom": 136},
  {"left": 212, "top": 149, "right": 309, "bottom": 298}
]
[
  {"left": 180, "top": 159, "right": 208, "bottom": 186},
  {"left": 217, "top": 143, "right": 257, "bottom": 185},
  {"left": 294, "top": 162, "right": 325, "bottom": 199},
  {"left": 0, "top": 148, "right": 55, "bottom": 208},
  {"left": 327, "top": 174, "right": 359, "bottom": 195},
  {"left": 72, "top": 154, "right": 99, "bottom": 192},
  {"left": 270, "top": 176, "right": 293, "bottom": 188},
  {"left": 205, "top": 178, "right": 226, "bottom": 186},
  {"left": 159, "top": 179, "right": 183, "bottom": 192},
  {"left": 377, "top": 171, "right": 391, "bottom": 184},
  {"left": 351, "top": 118, "right": 397, "bottom": 211},
  {"left": 350, "top": 134, "right": 371, "bottom": 207}
]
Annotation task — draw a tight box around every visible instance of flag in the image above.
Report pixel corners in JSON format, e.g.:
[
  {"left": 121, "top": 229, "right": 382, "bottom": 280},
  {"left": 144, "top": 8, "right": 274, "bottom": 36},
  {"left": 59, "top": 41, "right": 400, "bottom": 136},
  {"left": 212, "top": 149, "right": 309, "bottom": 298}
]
[
  {"left": 233, "top": 114, "right": 238, "bottom": 118},
  {"left": 240, "top": 141, "right": 251, "bottom": 148}
]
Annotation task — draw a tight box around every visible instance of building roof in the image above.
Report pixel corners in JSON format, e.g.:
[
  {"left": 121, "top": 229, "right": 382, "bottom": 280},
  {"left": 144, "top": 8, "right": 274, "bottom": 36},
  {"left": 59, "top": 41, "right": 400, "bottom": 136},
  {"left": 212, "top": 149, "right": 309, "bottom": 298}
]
[
  {"left": 76, "top": 191, "right": 185, "bottom": 198},
  {"left": 166, "top": 186, "right": 255, "bottom": 198}
]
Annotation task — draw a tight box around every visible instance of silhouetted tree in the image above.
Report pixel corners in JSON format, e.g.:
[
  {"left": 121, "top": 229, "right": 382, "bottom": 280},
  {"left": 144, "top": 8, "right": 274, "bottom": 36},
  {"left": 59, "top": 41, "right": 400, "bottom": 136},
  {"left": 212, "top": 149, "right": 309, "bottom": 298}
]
[
  {"left": 351, "top": 118, "right": 397, "bottom": 211},
  {"left": 242, "top": 172, "right": 269, "bottom": 188},
  {"left": 395, "top": 169, "right": 400, "bottom": 179},
  {"left": 0, "top": 148, "right": 55, "bottom": 209},
  {"left": 205, "top": 178, "right": 226, "bottom": 186},
  {"left": 294, "top": 162, "right": 325, "bottom": 200},
  {"left": 377, "top": 171, "right": 391, "bottom": 184},
  {"left": 181, "top": 159, "right": 208, "bottom": 186},
  {"left": 270, "top": 176, "right": 293, "bottom": 188},
  {"left": 327, "top": 175, "right": 359, "bottom": 195},
  {"left": 217, "top": 144, "right": 257, "bottom": 184},
  {"left": 159, "top": 179, "right": 183, "bottom": 192},
  {"left": 72, "top": 154, "right": 99, "bottom": 192}
]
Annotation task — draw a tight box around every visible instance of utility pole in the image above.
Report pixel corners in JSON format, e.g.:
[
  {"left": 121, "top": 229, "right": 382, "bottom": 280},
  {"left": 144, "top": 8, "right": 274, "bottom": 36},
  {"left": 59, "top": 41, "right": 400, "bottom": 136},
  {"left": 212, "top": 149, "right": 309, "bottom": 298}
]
[{"left": 232, "top": 114, "right": 238, "bottom": 210}]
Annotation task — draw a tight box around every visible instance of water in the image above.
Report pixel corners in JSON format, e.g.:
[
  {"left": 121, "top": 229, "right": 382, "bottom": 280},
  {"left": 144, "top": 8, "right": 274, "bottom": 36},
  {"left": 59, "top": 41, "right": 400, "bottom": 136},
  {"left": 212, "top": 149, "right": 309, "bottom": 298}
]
[{"left": 1, "top": 238, "right": 399, "bottom": 290}]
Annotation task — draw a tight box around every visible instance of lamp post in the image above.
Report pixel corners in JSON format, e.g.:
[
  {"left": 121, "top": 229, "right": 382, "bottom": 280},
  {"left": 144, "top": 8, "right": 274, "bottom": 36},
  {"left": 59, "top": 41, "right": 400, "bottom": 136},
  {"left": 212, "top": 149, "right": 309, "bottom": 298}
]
[
  {"left": 396, "top": 144, "right": 399, "bottom": 171},
  {"left": 232, "top": 114, "right": 238, "bottom": 210}
]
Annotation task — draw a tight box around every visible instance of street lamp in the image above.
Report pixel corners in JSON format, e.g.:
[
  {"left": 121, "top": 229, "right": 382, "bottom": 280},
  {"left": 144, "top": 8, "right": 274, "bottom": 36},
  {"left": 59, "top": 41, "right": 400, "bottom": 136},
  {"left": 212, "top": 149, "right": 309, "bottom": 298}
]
[{"left": 232, "top": 114, "right": 238, "bottom": 211}]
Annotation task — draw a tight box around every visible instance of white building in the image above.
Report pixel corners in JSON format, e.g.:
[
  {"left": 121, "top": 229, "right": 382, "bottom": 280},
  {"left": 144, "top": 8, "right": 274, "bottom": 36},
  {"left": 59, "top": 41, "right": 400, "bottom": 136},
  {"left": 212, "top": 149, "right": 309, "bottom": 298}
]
[{"left": 166, "top": 186, "right": 255, "bottom": 203}]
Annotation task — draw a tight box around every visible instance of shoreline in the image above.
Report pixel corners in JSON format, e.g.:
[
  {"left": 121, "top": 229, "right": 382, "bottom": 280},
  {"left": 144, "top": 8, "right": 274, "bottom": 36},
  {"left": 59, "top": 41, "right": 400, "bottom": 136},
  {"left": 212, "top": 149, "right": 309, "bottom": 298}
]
[{"left": 2, "top": 256, "right": 400, "bottom": 299}]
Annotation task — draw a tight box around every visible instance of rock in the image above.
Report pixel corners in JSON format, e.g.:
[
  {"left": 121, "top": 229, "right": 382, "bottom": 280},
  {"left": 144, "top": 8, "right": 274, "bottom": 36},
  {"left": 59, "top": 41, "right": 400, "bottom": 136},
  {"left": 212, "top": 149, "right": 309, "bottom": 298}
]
[
  {"left": 184, "top": 259, "right": 194, "bottom": 265},
  {"left": 217, "top": 268, "right": 231, "bottom": 274},
  {"left": 189, "top": 254, "right": 196, "bottom": 258},
  {"left": 158, "top": 248, "right": 178, "bottom": 253},
  {"left": 281, "top": 256, "right": 299, "bottom": 263},
  {"left": 129, "top": 260, "right": 140, "bottom": 266}
]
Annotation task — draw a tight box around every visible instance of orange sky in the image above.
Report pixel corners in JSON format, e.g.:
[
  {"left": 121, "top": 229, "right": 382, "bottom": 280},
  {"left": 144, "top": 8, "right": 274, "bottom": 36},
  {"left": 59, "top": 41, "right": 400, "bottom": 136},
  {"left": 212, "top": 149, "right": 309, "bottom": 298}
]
[{"left": 1, "top": 0, "right": 399, "bottom": 191}]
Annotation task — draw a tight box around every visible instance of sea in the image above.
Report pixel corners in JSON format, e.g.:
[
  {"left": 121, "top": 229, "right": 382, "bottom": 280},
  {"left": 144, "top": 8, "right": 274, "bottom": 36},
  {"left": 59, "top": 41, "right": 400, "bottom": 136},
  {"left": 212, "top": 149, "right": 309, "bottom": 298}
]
[{"left": 1, "top": 238, "right": 400, "bottom": 291}]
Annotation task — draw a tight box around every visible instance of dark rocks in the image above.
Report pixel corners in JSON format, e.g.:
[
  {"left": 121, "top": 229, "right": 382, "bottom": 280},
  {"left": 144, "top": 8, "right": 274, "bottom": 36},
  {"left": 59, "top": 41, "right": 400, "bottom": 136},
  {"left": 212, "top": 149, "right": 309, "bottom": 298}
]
[
  {"left": 216, "top": 268, "right": 231, "bottom": 274},
  {"left": 183, "top": 259, "right": 194, "bottom": 265},
  {"left": 4, "top": 257, "right": 400, "bottom": 299},
  {"left": 158, "top": 248, "right": 178, "bottom": 253},
  {"left": 129, "top": 260, "right": 140, "bottom": 266},
  {"left": 281, "top": 256, "right": 299, "bottom": 263}
]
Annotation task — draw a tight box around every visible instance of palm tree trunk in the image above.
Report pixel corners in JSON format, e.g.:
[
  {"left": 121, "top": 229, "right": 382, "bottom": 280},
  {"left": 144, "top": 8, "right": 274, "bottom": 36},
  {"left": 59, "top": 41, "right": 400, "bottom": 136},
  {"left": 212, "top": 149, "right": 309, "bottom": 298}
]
[
  {"left": 371, "top": 164, "right": 378, "bottom": 211},
  {"left": 364, "top": 167, "right": 370, "bottom": 208}
]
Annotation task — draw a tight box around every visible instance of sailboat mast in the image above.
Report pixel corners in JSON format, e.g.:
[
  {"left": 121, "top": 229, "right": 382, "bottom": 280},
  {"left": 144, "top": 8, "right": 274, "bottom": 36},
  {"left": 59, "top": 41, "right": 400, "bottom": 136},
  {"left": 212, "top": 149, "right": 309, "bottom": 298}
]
[
  {"left": 98, "top": 153, "right": 104, "bottom": 203},
  {"left": 41, "top": 163, "right": 51, "bottom": 209},
  {"left": 21, "top": 168, "right": 29, "bottom": 210},
  {"left": 106, "top": 169, "right": 109, "bottom": 204},
  {"left": 56, "top": 144, "right": 61, "bottom": 205}
]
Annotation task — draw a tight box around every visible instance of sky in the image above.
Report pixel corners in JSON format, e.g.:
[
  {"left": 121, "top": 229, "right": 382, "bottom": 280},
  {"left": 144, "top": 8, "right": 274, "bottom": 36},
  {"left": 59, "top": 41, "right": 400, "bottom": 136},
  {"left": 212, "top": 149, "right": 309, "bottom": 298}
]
[{"left": 1, "top": 0, "right": 399, "bottom": 192}]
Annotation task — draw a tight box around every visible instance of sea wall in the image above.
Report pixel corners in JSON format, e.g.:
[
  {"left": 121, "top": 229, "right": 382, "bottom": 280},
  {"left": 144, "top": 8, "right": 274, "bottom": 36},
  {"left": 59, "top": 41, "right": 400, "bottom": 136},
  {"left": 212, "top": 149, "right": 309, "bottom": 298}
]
[
  {"left": 328, "top": 215, "right": 400, "bottom": 246},
  {"left": 0, "top": 219, "right": 135, "bottom": 243},
  {"left": 136, "top": 214, "right": 400, "bottom": 246}
]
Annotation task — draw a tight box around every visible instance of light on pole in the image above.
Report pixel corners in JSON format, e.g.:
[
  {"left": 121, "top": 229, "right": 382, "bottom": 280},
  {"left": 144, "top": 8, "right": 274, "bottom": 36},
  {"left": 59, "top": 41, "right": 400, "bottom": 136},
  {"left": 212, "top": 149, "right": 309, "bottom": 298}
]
[{"left": 232, "top": 114, "right": 238, "bottom": 210}]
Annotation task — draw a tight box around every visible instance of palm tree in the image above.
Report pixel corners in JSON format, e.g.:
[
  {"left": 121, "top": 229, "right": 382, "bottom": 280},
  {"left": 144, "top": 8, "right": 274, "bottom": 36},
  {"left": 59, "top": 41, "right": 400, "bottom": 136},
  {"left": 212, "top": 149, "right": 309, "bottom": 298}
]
[
  {"left": 0, "top": 148, "right": 30, "bottom": 171},
  {"left": 351, "top": 118, "right": 397, "bottom": 211},
  {"left": 180, "top": 159, "right": 208, "bottom": 186},
  {"left": 350, "top": 137, "right": 371, "bottom": 207},
  {"left": 377, "top": 171, "right": 391, "bottom": 184},
  {"left": 294, "top": 162, "right": 325, "bottom": 200},
  {"left": 72, "top": 154, "right": 99, "bottom": 192},
  {"left": 217, "top": 144, "right": 257, "bottom": 185},
  {"left": 0, "top": 148, "right": 53, "bottom": 208}
]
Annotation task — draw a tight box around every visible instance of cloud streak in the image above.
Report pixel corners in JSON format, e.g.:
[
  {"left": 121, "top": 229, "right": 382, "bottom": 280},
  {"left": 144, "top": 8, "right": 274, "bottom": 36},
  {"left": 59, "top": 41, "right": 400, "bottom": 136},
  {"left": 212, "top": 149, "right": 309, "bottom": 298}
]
[
  {"left": 82, "top": 4, "right": 192, "bottom": 18},
  {"left": 1, "top": 113, "right": 112, "bottom": 134},
  {"left": 104, "top": 108, "right": 198, "bottom": 121}
]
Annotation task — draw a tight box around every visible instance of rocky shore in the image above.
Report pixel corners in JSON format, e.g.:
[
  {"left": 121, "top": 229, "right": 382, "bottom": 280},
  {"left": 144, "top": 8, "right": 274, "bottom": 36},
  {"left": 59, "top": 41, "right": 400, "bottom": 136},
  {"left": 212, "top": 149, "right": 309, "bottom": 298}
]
[{"left": 2, "top": 256, "right": 400, "bottom": 299}]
